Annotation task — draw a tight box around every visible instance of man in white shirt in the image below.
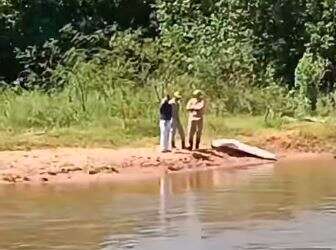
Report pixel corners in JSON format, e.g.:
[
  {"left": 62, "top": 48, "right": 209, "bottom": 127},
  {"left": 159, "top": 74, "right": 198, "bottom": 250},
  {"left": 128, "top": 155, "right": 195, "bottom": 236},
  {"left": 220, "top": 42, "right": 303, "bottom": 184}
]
[{"left": 186, "top": 90, "right": 206, "bottom": 150}]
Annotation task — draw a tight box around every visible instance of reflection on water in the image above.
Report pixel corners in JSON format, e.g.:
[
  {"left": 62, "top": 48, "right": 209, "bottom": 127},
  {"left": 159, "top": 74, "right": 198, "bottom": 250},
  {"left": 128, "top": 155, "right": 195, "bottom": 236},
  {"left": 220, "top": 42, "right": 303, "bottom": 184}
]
[{"left": 1, "top": 157, "right": 336, "bottom": 249}]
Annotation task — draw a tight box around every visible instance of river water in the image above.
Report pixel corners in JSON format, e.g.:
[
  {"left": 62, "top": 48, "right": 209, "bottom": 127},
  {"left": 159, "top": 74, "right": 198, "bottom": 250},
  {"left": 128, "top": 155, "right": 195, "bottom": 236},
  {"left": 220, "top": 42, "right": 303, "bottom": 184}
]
[{"left": 1, "top": 157, "right": 336, "bottom": 250}]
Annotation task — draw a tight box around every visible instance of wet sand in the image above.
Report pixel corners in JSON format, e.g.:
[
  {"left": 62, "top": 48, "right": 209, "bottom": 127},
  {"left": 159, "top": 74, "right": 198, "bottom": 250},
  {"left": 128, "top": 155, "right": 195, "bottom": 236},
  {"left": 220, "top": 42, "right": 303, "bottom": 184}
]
[{"left": 0, "top": 146, "right": 282, "bottom": 185}]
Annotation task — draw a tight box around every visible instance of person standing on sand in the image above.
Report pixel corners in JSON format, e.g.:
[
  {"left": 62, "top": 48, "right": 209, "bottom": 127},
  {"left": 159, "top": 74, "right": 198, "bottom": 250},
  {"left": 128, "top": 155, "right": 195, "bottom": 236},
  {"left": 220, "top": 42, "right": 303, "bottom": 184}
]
[
  {"left": 159, "top": 95, "right": 173, "bottom": 153},
  {"left": 186, "top": 90, "right": 206, "bottom": 150},
  {"left": 169, "top": 91, "right": 186, "bottom": 149}
]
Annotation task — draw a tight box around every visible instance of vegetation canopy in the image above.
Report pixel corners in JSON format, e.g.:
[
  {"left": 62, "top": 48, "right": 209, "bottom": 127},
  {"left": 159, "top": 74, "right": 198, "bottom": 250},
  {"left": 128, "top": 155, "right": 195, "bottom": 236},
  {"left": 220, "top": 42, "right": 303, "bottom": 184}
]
[{"left": 1, "top": 0, "right": 336, "bottom": 137}]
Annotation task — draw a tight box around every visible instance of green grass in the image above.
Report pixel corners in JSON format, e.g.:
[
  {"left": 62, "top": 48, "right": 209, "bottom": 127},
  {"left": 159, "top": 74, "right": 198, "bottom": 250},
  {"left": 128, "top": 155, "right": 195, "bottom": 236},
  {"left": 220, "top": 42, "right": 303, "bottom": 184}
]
[
  {"left": 0, "top": 83, "right": 336, "bottom": 151},
  {"left": 0, "top": 109, "right": 335, "bottom": 151},
  {"left": 0, "top": 126, "right": 158, "bottom": 150}
]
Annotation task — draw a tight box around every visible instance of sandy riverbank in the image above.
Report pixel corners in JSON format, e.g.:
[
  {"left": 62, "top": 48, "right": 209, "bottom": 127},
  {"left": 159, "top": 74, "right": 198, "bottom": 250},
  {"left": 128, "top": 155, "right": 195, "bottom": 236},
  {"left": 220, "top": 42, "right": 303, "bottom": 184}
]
[{"left": 0, "top": 144, "right": 332, "bottom": 185}]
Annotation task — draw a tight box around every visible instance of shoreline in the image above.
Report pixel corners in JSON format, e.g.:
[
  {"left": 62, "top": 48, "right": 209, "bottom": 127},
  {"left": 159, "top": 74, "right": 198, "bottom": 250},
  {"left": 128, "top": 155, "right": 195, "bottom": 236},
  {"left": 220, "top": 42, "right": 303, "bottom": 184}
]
[{"left": 0, "top": 143, "right": 333, "bottom": 185}]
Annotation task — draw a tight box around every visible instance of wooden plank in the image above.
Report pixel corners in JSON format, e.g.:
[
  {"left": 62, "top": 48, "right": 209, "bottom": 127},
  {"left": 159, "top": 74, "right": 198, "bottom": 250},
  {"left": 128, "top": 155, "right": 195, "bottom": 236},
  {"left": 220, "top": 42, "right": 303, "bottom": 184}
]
[{"left": 211, "top": 139, "right": 277, "bottom": 161}]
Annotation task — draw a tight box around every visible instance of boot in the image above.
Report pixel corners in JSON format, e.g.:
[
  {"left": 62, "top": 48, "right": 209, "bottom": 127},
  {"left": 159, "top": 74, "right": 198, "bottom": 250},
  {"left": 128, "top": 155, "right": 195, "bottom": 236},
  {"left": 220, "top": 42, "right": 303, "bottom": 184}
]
[
  {"left": 195, "top": 139, "right": 201, "bottom": 150},
  {"left": 181, "top": 140, "right": 186, "bottom": 150},
  {"left": 172, "top": 140, "right": 176, "bottom": 149}
]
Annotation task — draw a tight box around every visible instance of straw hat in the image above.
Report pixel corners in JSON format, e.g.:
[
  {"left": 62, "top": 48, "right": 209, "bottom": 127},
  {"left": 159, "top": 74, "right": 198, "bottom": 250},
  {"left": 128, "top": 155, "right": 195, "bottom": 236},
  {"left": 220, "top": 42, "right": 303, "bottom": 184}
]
[
  {"left": 173, "top": 91, "right": 182, "bottom": 99},
  {"left": 193, "top": 89, "right": 203, "bottom": 97}
]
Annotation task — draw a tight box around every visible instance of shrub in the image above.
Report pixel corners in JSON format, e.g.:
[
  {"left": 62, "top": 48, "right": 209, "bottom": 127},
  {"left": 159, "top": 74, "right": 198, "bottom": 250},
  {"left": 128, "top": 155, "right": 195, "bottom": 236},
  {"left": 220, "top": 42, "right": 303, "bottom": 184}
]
[{"left": 295, "top": 52, "right": 327, "bottom": 113}]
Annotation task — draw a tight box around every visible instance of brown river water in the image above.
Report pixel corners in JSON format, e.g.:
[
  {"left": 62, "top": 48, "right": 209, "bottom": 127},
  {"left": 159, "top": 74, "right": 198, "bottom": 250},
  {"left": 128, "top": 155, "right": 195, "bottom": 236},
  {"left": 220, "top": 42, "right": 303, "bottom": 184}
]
[{"left": 1, "top": 157, "right": 336, "bottom": 250}]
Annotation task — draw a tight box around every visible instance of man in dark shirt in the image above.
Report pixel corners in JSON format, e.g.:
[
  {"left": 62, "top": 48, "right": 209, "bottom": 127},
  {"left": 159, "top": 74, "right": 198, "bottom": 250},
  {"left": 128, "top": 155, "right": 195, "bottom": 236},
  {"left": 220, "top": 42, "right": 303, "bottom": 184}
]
[{"left": 159, "top": 95, "right": 173, "bottom": 152}]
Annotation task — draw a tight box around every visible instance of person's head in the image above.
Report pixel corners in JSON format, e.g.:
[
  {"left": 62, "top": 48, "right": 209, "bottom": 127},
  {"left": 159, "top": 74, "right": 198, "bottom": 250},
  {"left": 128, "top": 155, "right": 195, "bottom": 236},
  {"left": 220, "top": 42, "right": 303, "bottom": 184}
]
[
  {"left": 173, "top": 91, "right": 182, "bottom": 101},
  {"left": 193, "top": 89, "right": 203, "bottom": 100},
  {"left": 163, "top": 94, "right": 171, "bottom": 103}
]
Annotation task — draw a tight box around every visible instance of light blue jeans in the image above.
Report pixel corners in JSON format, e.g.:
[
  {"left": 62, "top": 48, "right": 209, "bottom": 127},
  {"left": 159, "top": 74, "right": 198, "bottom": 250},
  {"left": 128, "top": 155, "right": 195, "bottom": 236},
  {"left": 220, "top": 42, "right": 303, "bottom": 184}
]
[{"left": 160, "top": 119, "right": 172, "bottom": 151}]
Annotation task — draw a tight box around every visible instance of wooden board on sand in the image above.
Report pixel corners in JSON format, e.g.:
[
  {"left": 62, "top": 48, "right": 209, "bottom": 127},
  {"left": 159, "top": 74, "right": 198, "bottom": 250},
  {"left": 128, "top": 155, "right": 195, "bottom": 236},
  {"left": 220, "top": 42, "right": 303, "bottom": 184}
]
[{"left": 211, "top": 139, "right": 277, "bottom": 161}]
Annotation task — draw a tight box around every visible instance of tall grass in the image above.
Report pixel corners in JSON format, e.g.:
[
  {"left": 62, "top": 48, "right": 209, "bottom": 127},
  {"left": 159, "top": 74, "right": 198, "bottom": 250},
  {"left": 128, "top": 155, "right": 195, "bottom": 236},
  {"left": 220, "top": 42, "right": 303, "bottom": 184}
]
[{"left": 0, "top": 56, "right": 336, "bottom": 150}]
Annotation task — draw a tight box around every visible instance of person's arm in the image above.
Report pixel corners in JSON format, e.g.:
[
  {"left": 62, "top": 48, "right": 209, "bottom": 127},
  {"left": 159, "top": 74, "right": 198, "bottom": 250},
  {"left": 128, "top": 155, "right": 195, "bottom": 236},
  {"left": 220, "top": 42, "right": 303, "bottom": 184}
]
[
  {"left": 186, "top": 99, "right": 195, "bottom": 111},
  {"left": 193, "top": 100, "right": 205, "bottom": 111},
  {"left": 160, "top": 98, "right": 168, "bottom": 114},
  {"left": 170, "top": 101, "right": 177, "bottom": 118}
]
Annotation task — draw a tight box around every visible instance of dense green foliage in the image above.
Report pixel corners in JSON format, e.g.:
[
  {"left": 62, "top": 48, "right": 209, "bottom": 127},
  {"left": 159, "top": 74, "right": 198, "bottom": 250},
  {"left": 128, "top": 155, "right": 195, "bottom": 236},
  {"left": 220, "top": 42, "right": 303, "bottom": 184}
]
[
  {"left": 1, "top": 0, "right": 336, "bottom": 134},
  {"left": 295, "top": 53, "right": 326, "bottom": 112}
]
